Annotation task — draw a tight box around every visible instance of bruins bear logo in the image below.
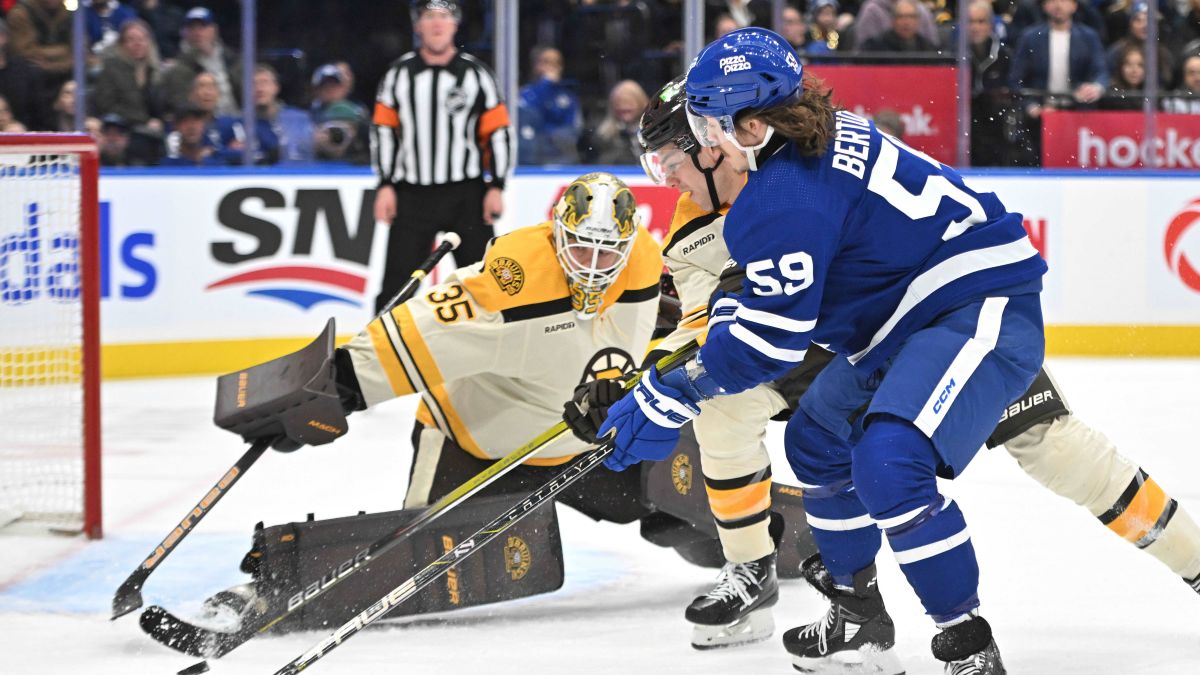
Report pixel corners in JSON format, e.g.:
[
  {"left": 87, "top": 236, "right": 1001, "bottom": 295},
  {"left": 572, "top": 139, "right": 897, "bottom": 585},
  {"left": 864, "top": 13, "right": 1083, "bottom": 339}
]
[
  {"left": 557, "top": 180, "right": 592, "bottom": 229},
  {"left": 671, "top": 453, "right": 693, "bottom": 495},
  {"left": 579, "top": 348, "right": 636, "bottom": 385},
  {"left": 488, "top": 257, "right": 525, "bottom": 296},
  {"left": 504, "top": 535, "right": 532, "bottom": 581}
]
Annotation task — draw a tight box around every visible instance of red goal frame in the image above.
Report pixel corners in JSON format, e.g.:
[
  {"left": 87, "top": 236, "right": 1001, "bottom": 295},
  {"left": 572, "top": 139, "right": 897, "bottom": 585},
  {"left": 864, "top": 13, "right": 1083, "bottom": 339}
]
[{"left": 0, "top": 134, "right": 102, "bottom": 539}]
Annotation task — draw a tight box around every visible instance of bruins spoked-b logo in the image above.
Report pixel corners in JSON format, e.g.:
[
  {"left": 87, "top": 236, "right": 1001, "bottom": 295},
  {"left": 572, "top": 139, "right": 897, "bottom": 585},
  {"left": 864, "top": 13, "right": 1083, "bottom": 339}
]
[
  {"left": 504, "top": 535, "right": 532, "bottom": 581},
  {"left": 488, "top": 256, "right": 525, "bottom": 296},
  {"left": 671, "top": 453, "right": 693, "bottom": 495},
  {"left": 579, "top": 348, "right": 636, "bottom": 384}
]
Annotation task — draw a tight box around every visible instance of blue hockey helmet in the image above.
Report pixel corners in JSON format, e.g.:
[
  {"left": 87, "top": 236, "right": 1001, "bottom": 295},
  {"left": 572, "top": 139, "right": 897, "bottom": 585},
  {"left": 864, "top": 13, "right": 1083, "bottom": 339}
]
[{"left": 685, "top": 28, "right": 803, "bottom": 160}]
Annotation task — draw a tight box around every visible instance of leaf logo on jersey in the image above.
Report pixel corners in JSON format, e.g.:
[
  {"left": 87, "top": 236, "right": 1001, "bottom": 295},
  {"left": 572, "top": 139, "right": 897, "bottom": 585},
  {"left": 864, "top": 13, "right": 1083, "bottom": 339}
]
[
  {"left": 671, "top": 453, "right": 693, "bottom": 495},
  {"left": 580, "top": 348, "right": 636, "bottom": 385},
  {"left": 488, "top": 256, "right": 525, "bottom": 296},
  {"left": 504, "top": 535, "right": 532, "bottom": 581}
]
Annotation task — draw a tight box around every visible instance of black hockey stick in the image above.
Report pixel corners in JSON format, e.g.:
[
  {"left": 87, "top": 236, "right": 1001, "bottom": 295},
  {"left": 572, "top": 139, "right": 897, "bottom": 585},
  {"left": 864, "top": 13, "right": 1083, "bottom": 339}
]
[
  {"left": 112, "top": 235, "right": 462, "bottom": 620},
  {"left": 155, "top": 339, "right": 699, "bottom": 665},
  {"left": 112, "top": 437, "right": 271, "bottom": 620},
  {"left": 275, "top": 439, "right": 619, "bottom": 675}
]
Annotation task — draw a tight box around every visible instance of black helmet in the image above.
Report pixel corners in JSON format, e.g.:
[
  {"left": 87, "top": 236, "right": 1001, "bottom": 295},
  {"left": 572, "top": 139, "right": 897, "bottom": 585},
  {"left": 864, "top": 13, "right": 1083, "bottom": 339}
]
[{"left": 639, "top": 75, "right": 697, "bottom": 154}]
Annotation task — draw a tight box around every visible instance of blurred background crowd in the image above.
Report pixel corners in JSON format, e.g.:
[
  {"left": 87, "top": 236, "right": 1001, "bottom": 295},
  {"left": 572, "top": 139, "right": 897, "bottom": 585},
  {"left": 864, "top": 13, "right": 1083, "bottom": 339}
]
[{"left": 0, "top": 0, "right": 1195, "bottom": 168}]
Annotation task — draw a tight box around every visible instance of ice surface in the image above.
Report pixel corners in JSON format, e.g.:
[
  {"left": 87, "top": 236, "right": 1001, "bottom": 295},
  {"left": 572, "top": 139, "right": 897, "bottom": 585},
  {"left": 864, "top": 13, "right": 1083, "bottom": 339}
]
[{"left": 2, "top": 358, "right": 1198, "bottom": 674}]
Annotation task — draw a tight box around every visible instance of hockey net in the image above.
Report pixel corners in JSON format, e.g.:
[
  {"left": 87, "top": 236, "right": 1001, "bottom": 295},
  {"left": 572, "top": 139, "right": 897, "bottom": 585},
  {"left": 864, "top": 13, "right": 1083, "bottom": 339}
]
[{"left": 0, "top": 135, "right": 102, "bottom": 538}]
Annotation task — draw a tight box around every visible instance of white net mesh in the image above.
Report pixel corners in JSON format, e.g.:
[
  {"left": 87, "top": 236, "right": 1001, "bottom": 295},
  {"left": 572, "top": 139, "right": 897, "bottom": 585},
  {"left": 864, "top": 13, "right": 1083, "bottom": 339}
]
[{"left": 0, "top": 150, "right": 86, "bottom": 531}]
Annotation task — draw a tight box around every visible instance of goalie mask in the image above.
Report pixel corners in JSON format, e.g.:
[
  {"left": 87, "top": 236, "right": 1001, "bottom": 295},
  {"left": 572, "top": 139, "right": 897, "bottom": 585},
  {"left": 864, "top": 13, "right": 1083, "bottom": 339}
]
[{"left": 553, "top": 173, "right": 639, "bottom": 320}]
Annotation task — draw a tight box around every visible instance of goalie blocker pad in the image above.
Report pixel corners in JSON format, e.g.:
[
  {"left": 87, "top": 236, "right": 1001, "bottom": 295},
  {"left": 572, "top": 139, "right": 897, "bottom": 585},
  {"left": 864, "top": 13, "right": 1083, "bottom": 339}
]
[
  {"left": 641, "top": 425, "right": 818, "bottom": 578},
  {"left": 244, "top": 493, "right": 563, "bottom": 633},
  {"left": 986, "top": 367, "right": 1070, "bottom": 448},
  {"left": 213, "top": 317, "right": 348, "bottom": 450}
]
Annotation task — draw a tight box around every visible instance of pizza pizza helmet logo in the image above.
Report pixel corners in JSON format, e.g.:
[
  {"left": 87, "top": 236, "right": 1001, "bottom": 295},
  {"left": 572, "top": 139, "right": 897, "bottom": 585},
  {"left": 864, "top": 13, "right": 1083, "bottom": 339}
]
[
  {"left": 1165, "top": 199, "right": 1200, "bottom": 293},
  {"left": 488, "top": 256, "right": 525, "bottom": 296}
]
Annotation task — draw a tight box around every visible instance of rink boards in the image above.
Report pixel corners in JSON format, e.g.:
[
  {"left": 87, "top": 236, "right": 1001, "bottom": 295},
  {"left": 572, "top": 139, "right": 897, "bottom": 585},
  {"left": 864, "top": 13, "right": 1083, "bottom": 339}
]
[{"left": 87, "top": 167, "right": 1200, "bottom": 377}]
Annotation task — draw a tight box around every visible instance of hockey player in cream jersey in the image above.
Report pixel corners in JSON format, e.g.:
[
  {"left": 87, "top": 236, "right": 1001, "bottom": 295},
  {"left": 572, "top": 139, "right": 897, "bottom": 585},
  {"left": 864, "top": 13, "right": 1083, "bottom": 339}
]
[
  {"left": 341, "top": 171, "right": 663, "bottom": 505},
  {"left": 176, "top": 173, "right": 736, "bottom": 643}
]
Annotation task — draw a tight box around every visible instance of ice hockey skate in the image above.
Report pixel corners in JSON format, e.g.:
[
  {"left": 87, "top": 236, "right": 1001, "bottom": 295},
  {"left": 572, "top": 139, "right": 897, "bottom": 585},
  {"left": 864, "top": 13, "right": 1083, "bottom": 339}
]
[
  {"left": 931, "top": 615, "right": 1006, "bottom": 675},
  {"left": 685, "top": 550, "right": 779, "bottom": 649},
  {"left": 783, "top": 562, "right": 904, "bottom": 674}
]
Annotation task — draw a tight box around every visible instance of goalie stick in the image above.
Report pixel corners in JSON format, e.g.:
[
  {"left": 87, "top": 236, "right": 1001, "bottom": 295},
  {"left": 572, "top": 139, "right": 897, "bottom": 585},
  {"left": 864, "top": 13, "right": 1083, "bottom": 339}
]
[
  {"left": 112, "top": 234, "right": 461, "bottom": 620},
  {"left": 162, "top": 340, "right": 699, "bottom": 672}
]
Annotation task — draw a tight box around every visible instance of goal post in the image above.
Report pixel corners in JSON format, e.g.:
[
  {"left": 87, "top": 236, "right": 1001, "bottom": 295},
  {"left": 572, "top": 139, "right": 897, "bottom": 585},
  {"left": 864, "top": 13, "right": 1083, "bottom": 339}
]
[{"left": 0, "top": 133, "right": 102, "bottom": 539}]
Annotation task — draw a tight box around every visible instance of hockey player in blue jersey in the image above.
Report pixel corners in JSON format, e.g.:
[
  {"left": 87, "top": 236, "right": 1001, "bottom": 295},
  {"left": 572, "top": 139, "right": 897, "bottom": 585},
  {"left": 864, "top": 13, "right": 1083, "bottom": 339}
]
[{"left": 597, "top": 28, "right": 1046, "bottom": 674}]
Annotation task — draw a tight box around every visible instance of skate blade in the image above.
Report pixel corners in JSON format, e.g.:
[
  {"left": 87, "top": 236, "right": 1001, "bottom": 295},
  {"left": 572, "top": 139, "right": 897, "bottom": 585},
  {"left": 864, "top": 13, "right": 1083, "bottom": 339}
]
[
  {"left": 792, "top": 646, "right": 905, "bottom": 674},
  {"left": 690, "top": 607, "right": 775, "bottom": 650}
]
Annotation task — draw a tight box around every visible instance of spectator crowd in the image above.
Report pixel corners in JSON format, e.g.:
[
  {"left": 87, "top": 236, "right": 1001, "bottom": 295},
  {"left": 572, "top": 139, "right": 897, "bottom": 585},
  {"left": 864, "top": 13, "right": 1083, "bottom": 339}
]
[
  {"left": 3, "top": 0, "right": 1199, "bottom": 167},
  {"left": 0, "top": 1, "right": 368, "bottom": 166}
]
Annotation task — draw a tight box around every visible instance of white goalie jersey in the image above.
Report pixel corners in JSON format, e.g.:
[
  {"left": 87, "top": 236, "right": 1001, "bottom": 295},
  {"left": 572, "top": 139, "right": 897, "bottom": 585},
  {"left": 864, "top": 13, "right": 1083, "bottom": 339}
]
[{"left": 343, "top": 221, "right": 663, "bottom": 464}]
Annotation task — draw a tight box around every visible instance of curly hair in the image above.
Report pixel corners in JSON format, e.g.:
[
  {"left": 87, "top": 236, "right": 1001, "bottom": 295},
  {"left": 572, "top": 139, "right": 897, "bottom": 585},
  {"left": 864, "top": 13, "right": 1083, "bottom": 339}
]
[{"left": 737, "top": 74, "right": 840, "bottom": 157}]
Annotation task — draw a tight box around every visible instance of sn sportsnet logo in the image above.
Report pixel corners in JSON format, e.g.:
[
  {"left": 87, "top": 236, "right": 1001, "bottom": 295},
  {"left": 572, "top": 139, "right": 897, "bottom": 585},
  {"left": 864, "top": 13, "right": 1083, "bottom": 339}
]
[
  {"left": 720, "top": 55, "right": 752, "bottom": 75},
  {"left": 208, "top": 187, "right": 378, "bottom": 310}
]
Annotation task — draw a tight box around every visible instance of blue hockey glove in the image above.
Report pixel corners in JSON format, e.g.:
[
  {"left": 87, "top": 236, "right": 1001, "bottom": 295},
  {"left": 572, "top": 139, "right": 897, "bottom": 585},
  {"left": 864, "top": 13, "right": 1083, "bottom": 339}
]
[{"left": 598, "top": 366, "right": 702, "bottom": 472}]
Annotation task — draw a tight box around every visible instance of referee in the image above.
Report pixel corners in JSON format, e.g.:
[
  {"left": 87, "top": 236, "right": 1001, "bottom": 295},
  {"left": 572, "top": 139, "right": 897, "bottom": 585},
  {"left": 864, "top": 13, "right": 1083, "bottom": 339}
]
[{"left": 370, "top": 0, "right": 513, "bottom": 313}]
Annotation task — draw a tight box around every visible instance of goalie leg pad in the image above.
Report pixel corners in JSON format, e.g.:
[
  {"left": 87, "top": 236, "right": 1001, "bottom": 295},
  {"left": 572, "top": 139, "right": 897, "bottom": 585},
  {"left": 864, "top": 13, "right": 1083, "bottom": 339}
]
[
  {"left": 247, "top": 493, "right": 564, "bottom": 633},
  {"left": 641, "top": 423, "right": 816, "bottom": 578}
]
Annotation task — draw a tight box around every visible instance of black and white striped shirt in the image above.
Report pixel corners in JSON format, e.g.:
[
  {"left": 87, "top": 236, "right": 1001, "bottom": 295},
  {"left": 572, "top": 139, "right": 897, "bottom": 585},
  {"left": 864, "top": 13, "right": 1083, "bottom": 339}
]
[{"left": 371, "top": 51, "right": 513, "bottom": 188}]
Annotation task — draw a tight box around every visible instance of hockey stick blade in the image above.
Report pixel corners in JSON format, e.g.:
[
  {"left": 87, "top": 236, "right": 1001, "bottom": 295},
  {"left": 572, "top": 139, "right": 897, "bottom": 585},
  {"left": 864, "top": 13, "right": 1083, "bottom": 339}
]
[
  {"left": 112, "top": 437, "right": 271, "bottom": 620},
  {"left": 139, "top": 605, "right": 239, "bottom": 658}
]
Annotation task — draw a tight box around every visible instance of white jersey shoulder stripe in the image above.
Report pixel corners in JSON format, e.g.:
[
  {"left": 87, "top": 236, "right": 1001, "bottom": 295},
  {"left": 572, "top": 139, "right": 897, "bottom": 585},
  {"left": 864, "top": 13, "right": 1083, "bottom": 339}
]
[
  {"left": 730, "top": 323, "right": 808, "bottom": 363},
  {"left": 734, "top": 305, "right": 817, "bottom": 333}
]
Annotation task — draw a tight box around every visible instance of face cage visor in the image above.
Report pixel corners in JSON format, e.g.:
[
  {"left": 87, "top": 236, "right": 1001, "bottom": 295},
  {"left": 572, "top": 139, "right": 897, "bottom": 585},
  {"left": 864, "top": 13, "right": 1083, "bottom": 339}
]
[
  {"left": 639, "top": 145, "right": 692, "bottom": 185},
  {"left": 686, "top": 106, "right": 774, "bottom": 171},
  {"left": 554, "top": 228, "right": 634, "bottom": 318}
]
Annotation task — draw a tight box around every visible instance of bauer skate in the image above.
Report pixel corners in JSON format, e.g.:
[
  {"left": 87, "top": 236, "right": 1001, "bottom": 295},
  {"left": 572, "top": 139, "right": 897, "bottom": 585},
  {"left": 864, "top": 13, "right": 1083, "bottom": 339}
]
[
  {"left": 685, "top": 550, "right": 779, "bottom": 649},
  {"left": 783, "top": 562, "right": 904, "bottom": 674},
  {"left": 931, "top": 615, "right": 1006, "bottom": 675}
]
